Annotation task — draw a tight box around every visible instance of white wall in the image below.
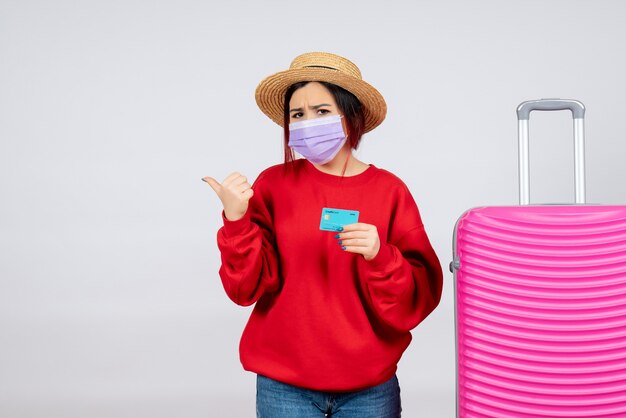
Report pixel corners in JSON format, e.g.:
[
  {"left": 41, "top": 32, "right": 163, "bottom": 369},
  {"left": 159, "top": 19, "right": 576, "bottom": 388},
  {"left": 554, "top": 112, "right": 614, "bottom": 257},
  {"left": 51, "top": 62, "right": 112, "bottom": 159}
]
[{"left": 1, "top": 0, "right": 625, "bottom": 416}]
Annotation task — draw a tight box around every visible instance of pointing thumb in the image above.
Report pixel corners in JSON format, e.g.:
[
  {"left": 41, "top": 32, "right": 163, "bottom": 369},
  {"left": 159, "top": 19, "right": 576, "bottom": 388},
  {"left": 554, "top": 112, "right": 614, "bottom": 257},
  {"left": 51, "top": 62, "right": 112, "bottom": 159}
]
[{"left": 202, "top": 176, "right": 221, "bottom": 194}]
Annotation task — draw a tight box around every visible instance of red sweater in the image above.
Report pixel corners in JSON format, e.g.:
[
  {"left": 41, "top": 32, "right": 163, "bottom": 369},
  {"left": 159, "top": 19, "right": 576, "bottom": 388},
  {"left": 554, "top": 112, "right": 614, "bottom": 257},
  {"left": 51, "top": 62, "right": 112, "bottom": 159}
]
[{"left": 216, "top": 158, "right": 443, "bottom": 391}]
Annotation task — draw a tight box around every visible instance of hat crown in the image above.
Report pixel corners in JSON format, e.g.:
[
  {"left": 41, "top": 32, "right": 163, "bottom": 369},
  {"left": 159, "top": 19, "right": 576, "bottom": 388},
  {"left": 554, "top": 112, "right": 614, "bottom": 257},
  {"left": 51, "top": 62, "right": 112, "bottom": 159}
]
[
  {"left": 255, "top": 51, "right": 386, "bottom": 133},
  {"left": 289, "top": 52, "right": 362, "bottom": 80}
]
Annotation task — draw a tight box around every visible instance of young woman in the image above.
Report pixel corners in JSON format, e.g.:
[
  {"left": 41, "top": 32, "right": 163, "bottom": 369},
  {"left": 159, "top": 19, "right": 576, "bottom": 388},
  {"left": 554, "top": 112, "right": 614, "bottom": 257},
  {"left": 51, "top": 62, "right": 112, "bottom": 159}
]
[{"left": 204, "top": 52, "right": 443, "bottom": 418}]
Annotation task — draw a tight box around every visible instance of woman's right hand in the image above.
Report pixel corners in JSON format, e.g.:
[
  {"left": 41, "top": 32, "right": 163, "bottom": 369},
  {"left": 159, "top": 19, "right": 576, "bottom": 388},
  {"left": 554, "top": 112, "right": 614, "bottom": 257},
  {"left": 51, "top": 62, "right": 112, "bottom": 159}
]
[{"left": 203, "top": 172, "right": 254, "bottom": 221}]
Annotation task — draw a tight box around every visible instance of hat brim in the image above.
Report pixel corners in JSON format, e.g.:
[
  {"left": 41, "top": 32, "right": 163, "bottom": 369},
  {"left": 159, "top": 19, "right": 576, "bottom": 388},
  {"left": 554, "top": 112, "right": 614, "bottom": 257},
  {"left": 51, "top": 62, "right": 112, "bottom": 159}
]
[{"left": 255, "top": 68, "right": 387, "bottom": 133}]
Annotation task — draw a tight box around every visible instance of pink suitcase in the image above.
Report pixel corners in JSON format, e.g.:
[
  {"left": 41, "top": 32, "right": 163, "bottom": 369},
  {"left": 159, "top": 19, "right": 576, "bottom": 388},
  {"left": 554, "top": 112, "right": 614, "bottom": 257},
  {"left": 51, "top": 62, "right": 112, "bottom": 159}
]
[{"left": 452, "top": 99, "right": 626, "bottom": 417}]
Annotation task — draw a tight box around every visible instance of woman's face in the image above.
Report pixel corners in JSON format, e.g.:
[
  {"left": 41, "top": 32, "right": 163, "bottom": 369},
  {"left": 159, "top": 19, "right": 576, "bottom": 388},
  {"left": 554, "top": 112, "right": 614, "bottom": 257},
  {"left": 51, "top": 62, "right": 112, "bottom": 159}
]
[{"left": 288, "top": 82, "right": 341, "bottom": 123}]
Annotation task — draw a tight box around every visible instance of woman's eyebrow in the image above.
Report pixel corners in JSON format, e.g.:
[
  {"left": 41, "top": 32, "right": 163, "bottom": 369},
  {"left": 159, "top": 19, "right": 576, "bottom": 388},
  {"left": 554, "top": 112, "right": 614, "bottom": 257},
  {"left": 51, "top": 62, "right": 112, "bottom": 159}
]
[{"left": 290, "top": 103, "right": 332, "bottom": 112}]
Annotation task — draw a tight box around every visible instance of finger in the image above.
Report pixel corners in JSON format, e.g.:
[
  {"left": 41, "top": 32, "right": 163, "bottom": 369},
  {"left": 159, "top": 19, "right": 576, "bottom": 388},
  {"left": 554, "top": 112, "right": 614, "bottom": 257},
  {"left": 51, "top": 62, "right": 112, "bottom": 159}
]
[
  {"left": 222, "top": 172, "right": 243, "bottom": 187},
  {"left": 203, "top": 176, "right": 222, "bottom": 194},
  {"left": 229, "top": 175, "right": 249, "bottom": 188},
  {"left": 235, "top": 182, "right": 252, "bottom": 194},
  {"left": 340, "top": 245, "right": 366, "bottom": 255},
  {"left": 223, "top": 176, "right": 247, "bottom": 191},
  {"left": 340, "top": 223, "right": 373, "bottom": 232},
  {"left": 242, "top": 188, "right": 254, "bottom": 200},
  {"left": 336, "top": 231, "right": 371, "bottom": 240},
  {"left": 339, "top": 238, "right": 370, "bottom": 247}
]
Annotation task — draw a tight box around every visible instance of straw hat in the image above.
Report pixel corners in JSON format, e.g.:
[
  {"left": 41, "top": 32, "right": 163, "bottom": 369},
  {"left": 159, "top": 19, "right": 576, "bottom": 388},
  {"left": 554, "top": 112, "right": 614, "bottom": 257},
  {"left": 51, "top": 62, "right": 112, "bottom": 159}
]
[{"left": 255, "top": 52, "right": 387, "bottom": 133}]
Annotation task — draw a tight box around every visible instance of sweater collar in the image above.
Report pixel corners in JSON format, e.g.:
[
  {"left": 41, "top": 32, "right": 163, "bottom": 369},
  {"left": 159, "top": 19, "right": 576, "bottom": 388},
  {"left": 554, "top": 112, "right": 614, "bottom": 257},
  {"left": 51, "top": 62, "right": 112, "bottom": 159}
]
[{"left": 301, "top": 158, "right": 378, "bottom": 186}]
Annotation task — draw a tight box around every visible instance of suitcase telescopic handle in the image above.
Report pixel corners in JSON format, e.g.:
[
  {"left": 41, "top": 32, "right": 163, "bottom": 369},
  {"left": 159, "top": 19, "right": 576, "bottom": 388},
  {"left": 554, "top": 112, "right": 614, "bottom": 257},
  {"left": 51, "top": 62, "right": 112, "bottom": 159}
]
[{"left": 516, "top": 99, "right": 586, "bottom": 205}]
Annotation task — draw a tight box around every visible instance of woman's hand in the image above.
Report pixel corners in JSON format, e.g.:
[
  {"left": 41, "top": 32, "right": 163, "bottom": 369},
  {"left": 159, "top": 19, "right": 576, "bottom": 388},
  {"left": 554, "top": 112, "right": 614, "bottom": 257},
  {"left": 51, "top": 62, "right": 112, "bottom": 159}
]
[
  {"left": 335, "top": 223, "right": 381, "bottom": 261},
  {"left": 203, "top": 172, "right": 253, "bottom": 221}
]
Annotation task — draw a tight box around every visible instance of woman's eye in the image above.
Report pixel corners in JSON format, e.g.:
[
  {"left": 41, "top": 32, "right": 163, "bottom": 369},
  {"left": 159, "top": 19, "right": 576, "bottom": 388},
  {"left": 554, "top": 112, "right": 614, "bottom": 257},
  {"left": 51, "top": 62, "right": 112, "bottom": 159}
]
[
  {"left": 318, "top": 109, "right": 330, "bottom": 115},
  {"left": 291, "top": 112, "right": 303, "bottom": 119}
]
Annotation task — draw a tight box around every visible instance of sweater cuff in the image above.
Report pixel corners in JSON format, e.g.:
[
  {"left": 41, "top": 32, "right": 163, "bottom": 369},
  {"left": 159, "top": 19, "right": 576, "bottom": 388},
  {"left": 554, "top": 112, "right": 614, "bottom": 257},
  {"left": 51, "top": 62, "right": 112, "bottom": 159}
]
[
  {"left": 222, "top": 210, "right": 252, "bottom": 237},
  {"left": 363, "top": 242, "right": 395, "bottom": 270}
]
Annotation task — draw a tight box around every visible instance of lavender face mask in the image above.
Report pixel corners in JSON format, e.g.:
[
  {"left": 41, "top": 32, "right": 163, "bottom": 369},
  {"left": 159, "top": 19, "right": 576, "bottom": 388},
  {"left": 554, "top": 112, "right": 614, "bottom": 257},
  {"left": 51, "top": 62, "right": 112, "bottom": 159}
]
[{"left": 288, "top": 114, "right": 347, "bottom": 164}]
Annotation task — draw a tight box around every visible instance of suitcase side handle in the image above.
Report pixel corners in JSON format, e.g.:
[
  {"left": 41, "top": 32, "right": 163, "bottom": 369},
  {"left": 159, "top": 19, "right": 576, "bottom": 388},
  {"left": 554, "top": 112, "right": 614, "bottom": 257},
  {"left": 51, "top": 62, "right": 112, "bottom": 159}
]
[{"left": 516, "top": 98, "right": 586, "bottom": 205}]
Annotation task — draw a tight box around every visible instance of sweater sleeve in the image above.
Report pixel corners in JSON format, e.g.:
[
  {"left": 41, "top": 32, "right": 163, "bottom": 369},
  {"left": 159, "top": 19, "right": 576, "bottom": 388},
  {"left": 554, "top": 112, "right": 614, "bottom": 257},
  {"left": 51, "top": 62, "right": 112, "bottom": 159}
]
[
  {"left": 356, "top": 186, "right": 443, "bottom": 333},
  {"left": 215, "top": 173, "right": 280, "bottom": 306}
]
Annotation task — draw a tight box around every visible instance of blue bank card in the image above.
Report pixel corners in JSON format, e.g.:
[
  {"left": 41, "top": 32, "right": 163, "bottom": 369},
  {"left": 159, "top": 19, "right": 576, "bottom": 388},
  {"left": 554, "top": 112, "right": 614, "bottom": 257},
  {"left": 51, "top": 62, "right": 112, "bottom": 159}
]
[{"left": 319, "top": 207, "right": 359, "bottom": 231}]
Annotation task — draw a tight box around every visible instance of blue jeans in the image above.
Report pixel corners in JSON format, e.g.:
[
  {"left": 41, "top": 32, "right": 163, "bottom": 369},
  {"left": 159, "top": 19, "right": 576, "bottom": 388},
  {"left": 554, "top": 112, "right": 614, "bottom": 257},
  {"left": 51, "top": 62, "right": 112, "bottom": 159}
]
[{"left": 256, "top": 374, "right": 401, "bottom": 417}]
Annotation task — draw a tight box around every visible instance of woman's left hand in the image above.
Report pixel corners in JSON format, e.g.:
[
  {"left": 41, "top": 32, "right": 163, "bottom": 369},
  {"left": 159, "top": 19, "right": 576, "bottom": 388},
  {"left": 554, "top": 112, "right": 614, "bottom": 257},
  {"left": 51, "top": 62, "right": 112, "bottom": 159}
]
[{"left": 335, "top": 223, "right": 381, "bottom": 261}]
